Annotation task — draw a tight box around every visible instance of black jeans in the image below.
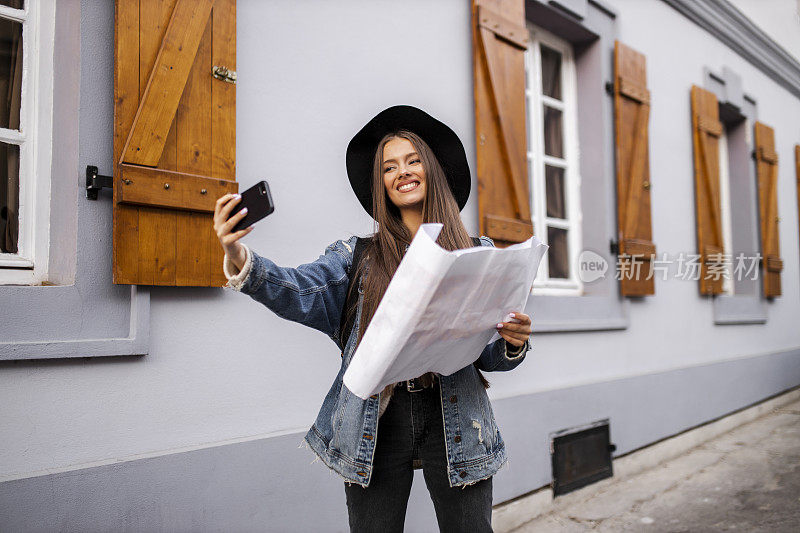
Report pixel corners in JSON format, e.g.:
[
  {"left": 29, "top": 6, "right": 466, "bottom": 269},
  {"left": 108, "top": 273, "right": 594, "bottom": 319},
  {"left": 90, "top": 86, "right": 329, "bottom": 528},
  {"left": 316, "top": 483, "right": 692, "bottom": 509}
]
[{"left": 343, "top": 380, "right": 493, "bottom": 533}]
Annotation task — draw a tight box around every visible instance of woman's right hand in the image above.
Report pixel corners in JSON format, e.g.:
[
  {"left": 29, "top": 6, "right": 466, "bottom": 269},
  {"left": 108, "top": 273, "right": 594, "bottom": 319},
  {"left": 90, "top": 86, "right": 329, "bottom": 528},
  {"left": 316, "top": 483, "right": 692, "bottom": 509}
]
[{"left": 213, "top": 193, "right": 255, "bottom": 271}]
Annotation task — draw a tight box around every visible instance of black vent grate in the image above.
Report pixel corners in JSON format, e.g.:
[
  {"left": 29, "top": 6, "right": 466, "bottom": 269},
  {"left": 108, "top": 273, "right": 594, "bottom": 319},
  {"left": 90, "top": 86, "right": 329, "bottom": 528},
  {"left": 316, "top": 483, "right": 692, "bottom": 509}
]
[{"left": 551, "top": 419, "right": 615, "bottom": 496}]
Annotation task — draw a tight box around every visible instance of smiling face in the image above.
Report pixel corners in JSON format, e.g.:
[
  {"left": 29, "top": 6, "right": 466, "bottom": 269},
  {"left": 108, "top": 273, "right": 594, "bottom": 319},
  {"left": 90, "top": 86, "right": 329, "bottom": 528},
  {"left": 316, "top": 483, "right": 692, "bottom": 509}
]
[{"left": 382, "top": 136, "right": 427, "bottom": 212}]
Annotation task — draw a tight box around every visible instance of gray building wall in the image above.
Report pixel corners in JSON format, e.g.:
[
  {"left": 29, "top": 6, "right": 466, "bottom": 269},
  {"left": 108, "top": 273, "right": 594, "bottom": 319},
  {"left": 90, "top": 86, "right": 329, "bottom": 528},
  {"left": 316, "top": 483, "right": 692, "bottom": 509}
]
[{"left": 1, "top": 0, "right": 799, "bottom": 530}]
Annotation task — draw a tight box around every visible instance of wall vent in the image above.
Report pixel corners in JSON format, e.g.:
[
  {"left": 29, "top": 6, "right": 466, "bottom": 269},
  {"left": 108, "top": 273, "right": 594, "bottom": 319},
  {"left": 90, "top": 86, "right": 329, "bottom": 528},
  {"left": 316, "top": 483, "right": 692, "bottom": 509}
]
[{"left": 550, "top": 419, "right": 615, "bottom": 496}]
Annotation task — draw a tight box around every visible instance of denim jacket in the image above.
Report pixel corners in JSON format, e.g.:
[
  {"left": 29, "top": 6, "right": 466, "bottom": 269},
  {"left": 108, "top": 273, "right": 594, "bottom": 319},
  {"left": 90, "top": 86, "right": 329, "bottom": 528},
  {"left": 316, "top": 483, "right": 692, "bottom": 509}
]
[{"left": 223, "top": 235, "right": 530, "bottom": 488}]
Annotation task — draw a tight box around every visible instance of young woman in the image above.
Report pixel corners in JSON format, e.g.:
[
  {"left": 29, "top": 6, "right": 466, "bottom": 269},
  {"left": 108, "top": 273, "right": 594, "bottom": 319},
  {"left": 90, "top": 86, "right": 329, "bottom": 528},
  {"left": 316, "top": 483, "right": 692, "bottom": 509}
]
[{"left": 214, "top": 105, "right": 532, "bottom": 532}]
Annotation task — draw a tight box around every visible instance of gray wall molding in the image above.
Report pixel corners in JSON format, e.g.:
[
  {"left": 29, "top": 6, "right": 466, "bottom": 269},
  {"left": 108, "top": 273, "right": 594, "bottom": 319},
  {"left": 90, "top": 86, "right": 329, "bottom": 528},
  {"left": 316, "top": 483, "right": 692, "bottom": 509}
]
[
  {"left": 702, "top": 66, "right": 768, "bottom": 325},
  {"left": 2, "top": 347, "right": 797, "bottom": 531},
  {"left": 0, "top": 286, "right": 149, "bottom": 360},
  {"left": 526, "top": 0, "right": 629, "bottom": 333},
  {"left": 663, "top": 0, "right": 800, "bottom": 99}
]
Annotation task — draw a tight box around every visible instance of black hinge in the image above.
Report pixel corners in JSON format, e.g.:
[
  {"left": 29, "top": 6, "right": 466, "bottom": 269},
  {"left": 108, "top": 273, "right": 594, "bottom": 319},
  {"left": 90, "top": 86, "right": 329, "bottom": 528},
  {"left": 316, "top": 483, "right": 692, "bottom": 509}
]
[
  {"left": 605, "top": 81, "right": 615, "bottom": 96},
  {"left": 609, "top": 239, "right": 619, "bottom": 255},
  {"left": 85, "top": 165, "right": 113, "bottom": 200}
]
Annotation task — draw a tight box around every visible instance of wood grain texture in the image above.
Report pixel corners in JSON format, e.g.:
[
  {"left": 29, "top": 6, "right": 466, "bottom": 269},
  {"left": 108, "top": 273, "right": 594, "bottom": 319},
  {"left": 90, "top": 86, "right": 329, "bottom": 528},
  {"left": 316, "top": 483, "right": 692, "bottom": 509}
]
[
  {"left": 690, "top": 85, "right": 724, "bottom": 295},
  {"left": 113, "top": 0, "right": 237, "bottom": 286},
  {"left": 754, "top": 122, "right": 782, "bottom": 298},
  {"left": 209, "top": 0, "right": 236, "bottom": 286},
  {"left": 122, "top": 0, "right": 214, "bottom": 166},
  {"left": 472, "top": 0, "right": 533, "bottom": 247},
  {"left": 118, "top": 164, "right": 236, "bottom": 212},
  {"left": 211, "top": 0, "right": 236, "bottom": 181},
  {"left": 176, "top": 15, "right": 214, "bottom": 286},
  {"left": 796, "top": 145, "right": 799, "bottom": 276},
  {"left": 613, "top": 40, "right": 655, "bottom": 296},
  {"left": 113, "top": 0, "right": 140, "bottom": 284}
]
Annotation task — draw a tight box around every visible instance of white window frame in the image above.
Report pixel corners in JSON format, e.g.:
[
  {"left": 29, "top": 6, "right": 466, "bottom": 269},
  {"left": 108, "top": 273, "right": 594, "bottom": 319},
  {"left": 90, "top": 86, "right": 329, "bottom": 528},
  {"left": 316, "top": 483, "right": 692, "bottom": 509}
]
[
  {"left": 0, "top": 0, "right": 55, "bottom": 285},
  {"left": 717, "top": 126, "right": 734, "bottom": 295},
  {"left": 524, "top": 24, "right": 583, "bottom": 296}
]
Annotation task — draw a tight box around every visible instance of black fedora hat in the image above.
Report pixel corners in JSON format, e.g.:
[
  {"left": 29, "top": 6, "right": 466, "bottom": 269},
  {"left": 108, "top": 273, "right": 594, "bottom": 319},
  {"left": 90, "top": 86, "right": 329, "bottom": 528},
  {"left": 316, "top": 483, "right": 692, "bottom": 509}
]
[{"left": 346, "top": 105, "right": 471, "bottom": 218}]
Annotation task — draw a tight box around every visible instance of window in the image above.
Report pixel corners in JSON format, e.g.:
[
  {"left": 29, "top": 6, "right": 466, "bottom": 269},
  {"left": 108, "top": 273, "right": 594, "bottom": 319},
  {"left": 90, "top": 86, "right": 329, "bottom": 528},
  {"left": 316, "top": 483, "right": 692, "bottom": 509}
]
[
  {"left": 0, "top": 0, "right": 54, "bottom": 284},
  {"left": 717, "top": 125, "right": 735, "bottom": 295},
  {"left": 524, "top": 24, "right": 582, "bottom": 295}
]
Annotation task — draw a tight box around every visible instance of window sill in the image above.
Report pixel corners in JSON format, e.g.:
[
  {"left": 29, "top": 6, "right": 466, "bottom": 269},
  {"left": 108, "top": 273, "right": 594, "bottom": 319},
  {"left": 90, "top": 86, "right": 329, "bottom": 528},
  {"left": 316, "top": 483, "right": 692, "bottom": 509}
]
[
  {"left": 0, "top": 254, "right": 34, "bottom": 268},
  {"left": 713, "top": 293, "right": 767, "bottom": 325},
  {"left": 529, "top": 293, "right": 629, "bottom": 333},
  {"left": 0, "top": 269, "right": 43, "bottom": 285}
]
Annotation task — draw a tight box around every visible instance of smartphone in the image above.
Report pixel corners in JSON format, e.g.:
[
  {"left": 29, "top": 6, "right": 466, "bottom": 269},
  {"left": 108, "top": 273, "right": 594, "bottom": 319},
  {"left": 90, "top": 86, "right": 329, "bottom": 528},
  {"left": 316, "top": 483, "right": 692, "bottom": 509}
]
[{"left": 228, "top": 180, "right": 275, "bottom": 232}]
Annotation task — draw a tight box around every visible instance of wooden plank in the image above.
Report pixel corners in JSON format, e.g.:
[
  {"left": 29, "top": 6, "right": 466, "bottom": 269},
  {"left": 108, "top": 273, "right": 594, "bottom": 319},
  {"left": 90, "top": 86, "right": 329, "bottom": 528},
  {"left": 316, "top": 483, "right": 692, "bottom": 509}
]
[
  {"left": 696, "top": 114, "right": 722, "bottom": 137},
  {"left": 618, "top": 76, "right": 650, "bottom": 105},
  {"left": 476, "top": 5, "right": 529, "bottom": 49},
  {"left": 754, "top": 122, "right": 781, "bottom": 297},
  {"left": 621, "top": 98, "right": 650, "bottom": 239},
  {"left": 619, "top": 239, "right": 656, "bottom": 257},
  {"left": 151, "top": 0, "right": 179, "bottom": 172},
  {"left": 210, "top": 0, "right": 236, "bottom": 285},
  {"left": 122, "top": 0, "right": 214, "bottom": 166},
  {"left": 118, "top": 164, "right": 237, "bottom": 212},
  {"left": 113, "top": 0, "right": 140, "bottom": 284},
  {"left": 477, "top": 17, "right": 531, "bottom": 222},
  {"left": 137, "top": 0, "right": 181, "bottom": 285},
  {"left": 796, "top": 145, "right": 800, "bottom": 275},
  {"left": 211, "top": 0, "right": 236, "bottom": 181},
  {"left": 176, "top": 16, "right": 214, "bottom": 286},
  {"left": 484, "top": 214, "right": 533, "bottom": 242}
]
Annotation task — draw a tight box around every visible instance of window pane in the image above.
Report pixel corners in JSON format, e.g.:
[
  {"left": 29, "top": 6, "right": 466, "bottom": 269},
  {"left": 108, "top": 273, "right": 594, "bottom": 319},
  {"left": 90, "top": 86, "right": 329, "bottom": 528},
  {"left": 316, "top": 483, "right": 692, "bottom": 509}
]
[
  {"left": 0, "top": 141, "right": 19, "bottom": 253},
  {"left": 0, "top": 16, "right": 22, "bottom": 130},
  {"left": 547, "top": 226, "right": 569, "bottom": 279},
  {"left": 540, "top": 45, "right": 562, "bottom": 100},
  {"left": 543, "top": 105, "right": 563, "bottom": 158},
  {"left": 0, "top": 1, "right": 24, "bottom": 9},
  {"left": 545, "top": 165, "right": 566, "bottom": 219}
]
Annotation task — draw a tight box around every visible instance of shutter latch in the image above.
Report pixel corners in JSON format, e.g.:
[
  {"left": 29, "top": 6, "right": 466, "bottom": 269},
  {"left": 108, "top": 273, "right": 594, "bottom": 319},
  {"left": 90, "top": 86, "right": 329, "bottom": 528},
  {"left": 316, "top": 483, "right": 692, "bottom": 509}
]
[
  {"left": 212, "top": 65, "right": 237, "bottom": 84},
  {"left": 85, "top": 165, "right": 113, "bottom": 200}
]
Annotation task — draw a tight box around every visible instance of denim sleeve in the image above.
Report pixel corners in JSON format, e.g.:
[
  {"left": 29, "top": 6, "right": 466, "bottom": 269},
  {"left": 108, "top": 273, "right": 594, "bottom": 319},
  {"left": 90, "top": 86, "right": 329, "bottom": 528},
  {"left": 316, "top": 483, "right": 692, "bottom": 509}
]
[
  {"left": 225, "top": 236, "right": 357, "bottom": 341},
  {"left": 475, "top": 337, "right": 530, "bottom": 372}
]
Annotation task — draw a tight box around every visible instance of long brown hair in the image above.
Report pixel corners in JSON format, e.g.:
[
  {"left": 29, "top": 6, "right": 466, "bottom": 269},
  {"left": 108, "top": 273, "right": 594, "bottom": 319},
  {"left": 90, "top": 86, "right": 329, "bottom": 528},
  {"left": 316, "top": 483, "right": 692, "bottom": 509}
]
[{"left": 345, "top": 130, "right": 490, "bottom": 390}]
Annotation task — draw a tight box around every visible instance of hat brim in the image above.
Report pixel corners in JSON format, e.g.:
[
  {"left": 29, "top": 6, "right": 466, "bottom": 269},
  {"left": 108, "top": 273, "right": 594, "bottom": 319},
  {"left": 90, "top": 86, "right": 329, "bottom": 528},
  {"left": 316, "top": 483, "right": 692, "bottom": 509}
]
[{"left": 346, "top": 105, "right": 471, "bottom": 218}]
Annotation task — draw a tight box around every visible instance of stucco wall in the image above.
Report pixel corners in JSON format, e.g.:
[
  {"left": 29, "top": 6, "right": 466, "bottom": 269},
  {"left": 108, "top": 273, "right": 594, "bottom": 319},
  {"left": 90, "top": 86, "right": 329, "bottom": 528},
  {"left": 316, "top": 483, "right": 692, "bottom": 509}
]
[{"left": 1, "top": 0, "right": 799, "bottom": 506}]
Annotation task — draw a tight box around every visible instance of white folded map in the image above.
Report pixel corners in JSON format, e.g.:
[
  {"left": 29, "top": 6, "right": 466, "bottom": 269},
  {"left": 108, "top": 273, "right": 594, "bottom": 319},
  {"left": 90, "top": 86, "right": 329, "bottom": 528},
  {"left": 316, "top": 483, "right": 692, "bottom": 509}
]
[{"left": 343, "top": 223, "right": 548, "bottom": 399}]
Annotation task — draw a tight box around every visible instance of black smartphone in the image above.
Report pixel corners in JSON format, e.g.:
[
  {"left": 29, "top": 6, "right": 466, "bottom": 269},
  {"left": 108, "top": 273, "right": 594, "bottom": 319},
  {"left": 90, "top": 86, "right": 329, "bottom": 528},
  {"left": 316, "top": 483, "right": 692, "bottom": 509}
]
[{"left": 228, "top": 180, "right": 275, "bottom": 232}]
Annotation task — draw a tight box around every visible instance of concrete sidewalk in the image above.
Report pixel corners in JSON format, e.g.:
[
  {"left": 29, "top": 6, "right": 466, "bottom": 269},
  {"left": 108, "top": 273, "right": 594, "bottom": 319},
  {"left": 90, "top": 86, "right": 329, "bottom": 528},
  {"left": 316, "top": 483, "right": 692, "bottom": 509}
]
[{"left": 504, "top": 395, "right": 800, "bottom": 532}]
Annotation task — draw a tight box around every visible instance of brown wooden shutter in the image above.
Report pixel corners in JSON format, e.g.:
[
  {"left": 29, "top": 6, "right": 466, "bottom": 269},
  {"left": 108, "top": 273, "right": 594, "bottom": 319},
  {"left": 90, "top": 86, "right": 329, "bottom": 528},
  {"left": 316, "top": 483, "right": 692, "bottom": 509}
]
[
  {"left": 613, "top": 41, "right": 655, "bottom": 296},
  {"left": 754, "top": 122, "right": 782, "bottom": 298},
  {"left": 795, "top": 145, "right": 800, "bottom": 272},
  {"left": 113, "top": 0, "right": 237, "bottom": 286},
  {"left": 690, "top": 85, "right": 725, "bottom": 295},
  {"left": 472, "top": 0, "right": 533, "bottom": 246}
]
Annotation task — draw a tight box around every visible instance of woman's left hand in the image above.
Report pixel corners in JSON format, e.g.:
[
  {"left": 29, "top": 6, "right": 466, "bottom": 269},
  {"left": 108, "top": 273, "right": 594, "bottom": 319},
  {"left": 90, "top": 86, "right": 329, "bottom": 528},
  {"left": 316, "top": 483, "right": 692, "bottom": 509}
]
[{"left": 496, "top": 312, "right": 532, "bottom": 347}]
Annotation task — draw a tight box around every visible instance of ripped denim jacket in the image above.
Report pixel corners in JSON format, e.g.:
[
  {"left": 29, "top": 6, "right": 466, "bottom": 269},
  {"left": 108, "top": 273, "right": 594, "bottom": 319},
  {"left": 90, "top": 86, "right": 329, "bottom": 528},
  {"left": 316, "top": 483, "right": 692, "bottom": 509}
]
[{"left": 223, "top": 235, "right": 530, "bottom": 487}]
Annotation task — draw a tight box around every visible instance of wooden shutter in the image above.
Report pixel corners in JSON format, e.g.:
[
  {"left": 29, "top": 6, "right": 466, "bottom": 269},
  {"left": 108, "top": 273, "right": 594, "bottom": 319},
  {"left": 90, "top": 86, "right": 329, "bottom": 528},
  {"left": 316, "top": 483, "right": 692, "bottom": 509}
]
[
  {"left": 690, "top": 85, "right": 725, "bottom": 295},
  {"left": 754, "top": 122, "right": 782, "bottom": 298},
  {"left": 613, "top": 41, "right": 655, "bottom": 296},
  {"left": 113, "top": 0, "right": 237, "bottom": 286},
  {"left": 472, "top": 0, "right": 533, "bottom": 246},
  {"left": 795, "top": 145, "right": 800, "bottom": 273}
]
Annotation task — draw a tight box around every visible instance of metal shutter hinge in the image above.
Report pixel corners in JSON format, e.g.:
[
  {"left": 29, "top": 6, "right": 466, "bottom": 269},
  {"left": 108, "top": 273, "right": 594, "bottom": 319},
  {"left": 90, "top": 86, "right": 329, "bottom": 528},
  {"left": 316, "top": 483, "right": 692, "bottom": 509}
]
[{"left": 85, "top": 165, "right": 114, "bottom": 200}]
